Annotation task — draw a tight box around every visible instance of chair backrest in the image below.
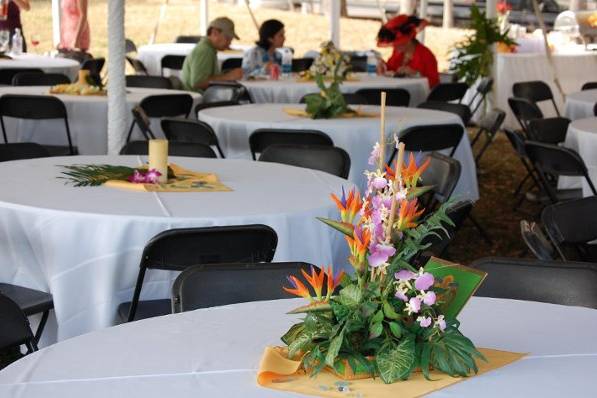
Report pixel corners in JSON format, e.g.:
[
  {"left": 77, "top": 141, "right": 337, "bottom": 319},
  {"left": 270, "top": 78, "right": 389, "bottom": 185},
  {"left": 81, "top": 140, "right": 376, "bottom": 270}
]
[
  {"left": 512, "top": 80, "right": 554, "bottom": 103},
  {"left": 161, "top": 55, "right": 186, "bottom": 73},
  {"left": 139, "top": 94, "right": 193, "bottom": 118},
  {"left": 420, "top": 151, "right": 462, "bottom": 204},
  {"left": 81, "top": 58, "right": 105, "bottom": 85},
  {"left": 349, "top": 55, "right": 367, "bottom": 72},
  {"left": 194, "top": 100, "right": 239, "bottom": 114},
  {"left": 0, "top": 68, "right": 43, "bottom": 85},
  {"left": 126, "top": 56, "right": 149, "bottom": 75},
  {"left": 398, "top": 123, "right": 464, "bottom": 157},
  {"left": 520, "top": 220, "right": 555, "bottom": 261},
  {"left": 0, "top": 94, "right": 67, "bottom": 119},
  {"left": 221, "top": 57, "right": 242, "bottom": 71},
  {"left": 527, "top": 117, "right": 570, "bottom": 144},
  {"left": 161, "top": 118, "right": 218, "bottom": 146},
  {"left": 259, "top": 144, "right": 351, "bottom": 179},
  {"left": 120, "top": 140, "right": 217, "bottom": 158},
  {"left": 355, "top": 88, "right": 410, "bottom": 107},
  {"left": 171, "top": 262, "right": 313, "bottom": 313},
  {"left": 581, "top": 82, "right": 597, "bottom": 91},
  {"left": 12, "top": 72, "right": 70, "bottom": 86},
  {"left": 0, "top": 143, "right": 50, "bottom": 161},
  {"left": 478, "top": 108, "right": 506, "bottom": 135},
  {"left": 130, "top": 106, "right": 155, "bottom": 140},
  {"left": 594, "top": 102, "right": 597, "bottom": 117},
  {"left": 426, "top": 82, "right": 469, "bottom": 103},
  {"left": 342, "top": 93, "right": 369, "bottom": 105},
  {"left": 175, "top": 35, "right": 202, "bottom": 43},
  {"left": 471, "top": 257, "right": 597, "bottom": 309},
  {"left": 249, "top": 128, "right": 333, "bottom": 160},
  {"left": 125, "top": 38, "right": 137, "bottom": 54},
  {"left": 0, "top": 293, "right": 37, "bottom": 353},
  {"left": 508, "top": 97, "right": 543, "bottom": 132},
  {"left": 202, "top": 82, "right": 248, "bottom": 104},
  {"left": 417, "top": 101, "right": 472, "bottom": 125},
  {"left": 468, "top": 77, "right": 494, "bottom": 115},
  {"left": 503, "top": 129, "right": 527, "bottom": 157},
  {"left": 292, "top": 57, "right": 314, "bottom": 73},
  {"left": 126, "top": 75, "right": 172, "bottom": 89}
]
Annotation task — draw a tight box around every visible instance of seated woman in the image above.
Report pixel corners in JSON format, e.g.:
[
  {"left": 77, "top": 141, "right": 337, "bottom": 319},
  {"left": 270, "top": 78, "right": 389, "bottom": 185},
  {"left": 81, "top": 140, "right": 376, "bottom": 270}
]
[
  {"left": 242, "top": 19, "right": 285, "bottom": 78},
  {"left": 376, "top": 15, "right": 439, "bottom": 88}
]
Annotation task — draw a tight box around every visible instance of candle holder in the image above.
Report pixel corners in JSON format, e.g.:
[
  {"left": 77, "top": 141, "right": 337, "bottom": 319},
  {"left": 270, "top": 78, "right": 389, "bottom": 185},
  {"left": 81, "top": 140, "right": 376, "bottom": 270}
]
[{"left": 148, "top": 139, "right": 168, "bottom": 183}]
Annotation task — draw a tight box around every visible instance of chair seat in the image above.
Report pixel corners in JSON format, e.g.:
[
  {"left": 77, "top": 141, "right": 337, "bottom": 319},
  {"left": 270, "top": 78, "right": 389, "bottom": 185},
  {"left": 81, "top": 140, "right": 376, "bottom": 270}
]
[
  {"left": 525, "top": 188, "right": 582, "bottom": 204},
  {"left": 117, "top": 299, "right": 172, "bottom": 322},
  {"left": 0, "top": 283, "right": 53, "bottom": 316},
  {"left": 43, "top": 145, "right": 78, "bottom": 157}
]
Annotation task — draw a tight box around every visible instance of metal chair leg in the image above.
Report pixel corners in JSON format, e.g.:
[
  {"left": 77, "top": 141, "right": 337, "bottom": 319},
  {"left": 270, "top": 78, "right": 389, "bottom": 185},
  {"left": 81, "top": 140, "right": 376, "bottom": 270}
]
[{"left": 34, "top": 310, "right": 50, "bottom": 344}]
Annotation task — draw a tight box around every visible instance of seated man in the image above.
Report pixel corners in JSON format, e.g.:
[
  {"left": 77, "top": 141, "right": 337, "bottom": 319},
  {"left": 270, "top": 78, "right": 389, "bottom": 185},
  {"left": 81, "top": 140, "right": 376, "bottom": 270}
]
[{"left": 181, "top": 17, "right": 243, "bottom": 92}]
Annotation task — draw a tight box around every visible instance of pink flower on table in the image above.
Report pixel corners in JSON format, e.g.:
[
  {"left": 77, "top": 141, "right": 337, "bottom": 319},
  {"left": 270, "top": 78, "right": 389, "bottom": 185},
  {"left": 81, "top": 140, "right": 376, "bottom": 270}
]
[
  {"left": 367, "top": 243, "right": 396, "bottom": 268},
  {"left": 436, "top": 315, "right": 446, "bottom": 331},
  {"left": 417, "top": 316, "right": 432, "bottom": 328},
  {"left": 421, "top": 291, "right": 436, "bottom": 306},
  {"left": 415, "top": 272, "right": 434, "bottom": 291},
  {"left": 145, "top": 169, "right": 162, "bottom": 184},
  {"left": 128, "top": 170, "right": 146, "bottom": 183},
  {"left": 395, "top": 269, "right": 415, "bottom": 282},
  {"left": 406, "top": 297, "right": 421, "bottom": 314}
]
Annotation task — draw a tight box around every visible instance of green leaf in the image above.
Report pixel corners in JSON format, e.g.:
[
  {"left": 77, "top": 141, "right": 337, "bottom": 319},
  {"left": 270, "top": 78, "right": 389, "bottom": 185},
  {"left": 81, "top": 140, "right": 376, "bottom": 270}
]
[
  {"left": 369, "top": 322, "right": 383, "bottom": 339},
  {"left": 383, "top": 300, "right": 401, "bottom": 320},
  {"left": 287, "top": 302, "right": 332, "bottom": 314},
  {"left": 388, "top": 321, "right": 402, "bottom": 339},
  {"left": 376, "top": 336, "right": 416, "bottom": 383},
  {"left": 337, "top": 284, "right": 362, "bottom": 308},
  {"left": 316, "top": 217, "right": 354, "bottom": 238},
  {"left": 288, "top": 330, "right": 315, "bottom": 359},
  {"left": 325, "top": 330, "right": 344, "bottom": 367},
  {"left": 429, "top": 328, "right": 485, "bottom": 377},
  {"left": 281, "top": 323, "right": 304, "bottom": 345},
  {"left": 371, "top": 310, "right": 384, "bottom": 324}
]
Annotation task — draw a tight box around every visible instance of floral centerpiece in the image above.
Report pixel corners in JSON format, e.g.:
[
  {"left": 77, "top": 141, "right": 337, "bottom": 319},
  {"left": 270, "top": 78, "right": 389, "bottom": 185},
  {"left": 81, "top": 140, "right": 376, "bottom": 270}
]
[{"left": 278, "top": 121, "right": 485, "bottom": 383}]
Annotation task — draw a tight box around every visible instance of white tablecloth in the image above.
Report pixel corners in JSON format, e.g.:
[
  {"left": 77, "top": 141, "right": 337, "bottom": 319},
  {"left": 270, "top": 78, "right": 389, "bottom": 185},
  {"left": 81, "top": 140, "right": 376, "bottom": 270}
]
[
  {"left": 0, "top": 86, "right": 201, "bottom": 154},
  {"left": 0, "top": 54, "right": 80, "bottom": 81},
  {"left": 137, "top": 43, "right": 247, "bottom": 76},
  {"left": 0, "top": 156, "right": 351, "bottom": 341},
  {"left": 565, "top": 89, "right": 597, "bottom": 120},
  {"left": 496, "top": 52, "right": 597, "bottom": 129},
  {"left": 244, "top": 74, "right": 429, "bottom": 105},
  {"left": 199, "top": 104, "right": 479, "bottom": 201},
  {"left": 560, "top": 117, "right": 597, "bottom": 196},
  {"left": 0, "top": 297, "right": 595, "bottom": 397}
]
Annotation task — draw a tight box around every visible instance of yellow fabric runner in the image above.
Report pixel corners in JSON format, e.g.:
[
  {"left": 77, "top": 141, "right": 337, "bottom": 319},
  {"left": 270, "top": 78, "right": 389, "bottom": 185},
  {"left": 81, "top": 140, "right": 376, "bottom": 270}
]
[
  {"left": 283, "top": 107, "right": 378, "bottom": 119},
  {"left": 257, "top": 346, "right": 525, "bottom": 398},
  {"left": 104, "top": 163, "right": 232, "bottom": 192}
]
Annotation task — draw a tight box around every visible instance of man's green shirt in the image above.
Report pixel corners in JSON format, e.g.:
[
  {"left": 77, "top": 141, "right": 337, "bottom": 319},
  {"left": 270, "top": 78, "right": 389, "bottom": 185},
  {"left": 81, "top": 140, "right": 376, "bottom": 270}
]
[{"left": 181, "top": 38, "right": 220, "bottom": 92}]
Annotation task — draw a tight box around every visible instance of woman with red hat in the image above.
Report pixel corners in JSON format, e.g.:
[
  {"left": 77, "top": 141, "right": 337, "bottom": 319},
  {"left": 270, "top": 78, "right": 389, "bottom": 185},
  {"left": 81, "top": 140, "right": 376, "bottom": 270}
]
[{"left": 376, "top": 15, "right": 439, "bottom": 88}]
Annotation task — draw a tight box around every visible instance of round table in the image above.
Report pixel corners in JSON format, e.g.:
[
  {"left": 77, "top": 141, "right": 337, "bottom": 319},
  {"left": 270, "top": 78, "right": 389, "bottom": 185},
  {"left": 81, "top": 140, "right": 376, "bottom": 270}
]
[
  {"left": 137, "top": 43, "right": 248, "bottom": 76},
  {"left": 0, "top": 54, "right": 80, "bottom": 81},
  {"left": 0, "top": 156, "right": 350, "bottom": 341},
  {"left": 199, "top": 104, "right": 479, "bottom": 201},
  {"left": 565, "top": 89, "right": 597, "bottom": 121},
  {"left": 0, "top": 86, "right": 201, "bottom": 154},
  {"left": 243, "top": 74, "right": 429, "bottom": 105},
  {"left": 559, "top": 117, "right": 597, "bottom": 196},
  {"left": 0, "top": 297, "right": 595, "bottom": 397}
]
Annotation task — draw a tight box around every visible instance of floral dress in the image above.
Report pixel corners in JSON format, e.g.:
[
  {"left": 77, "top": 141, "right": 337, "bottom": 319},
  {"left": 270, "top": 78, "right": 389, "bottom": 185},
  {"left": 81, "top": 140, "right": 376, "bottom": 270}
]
[{"left": 241, "top": 46, "right": 282, "bottom": 78}]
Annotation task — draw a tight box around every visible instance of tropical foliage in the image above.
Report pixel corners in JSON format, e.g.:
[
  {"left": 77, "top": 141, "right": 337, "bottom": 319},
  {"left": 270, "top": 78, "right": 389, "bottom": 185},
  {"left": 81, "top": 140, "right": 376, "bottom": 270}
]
[{"left": 59, "top": 164, "right": 170, "bottom": 186}]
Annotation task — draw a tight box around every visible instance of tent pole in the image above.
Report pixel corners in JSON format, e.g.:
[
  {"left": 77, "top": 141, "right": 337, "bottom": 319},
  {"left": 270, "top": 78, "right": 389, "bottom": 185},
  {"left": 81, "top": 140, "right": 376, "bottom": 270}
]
[
  {"left": 107, "top": 0, "right": 127, "bottom": 155},
  {"left": 200, "top": 0, "right": 209, "bottom": 35},
  {"left": 52, "top": 0, "right": 61, "bottom": 48},
  {"left": 329, "top": 0, "right": 340, "bottom": 47}
]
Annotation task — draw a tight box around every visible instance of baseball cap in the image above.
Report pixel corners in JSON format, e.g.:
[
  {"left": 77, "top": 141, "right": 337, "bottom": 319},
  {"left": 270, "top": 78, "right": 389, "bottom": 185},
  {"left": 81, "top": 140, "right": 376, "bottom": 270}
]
[
  {"left": 209, "top": 17, "right": 240, "bottom": 40},
  {"left": 377, "top": 15, "right": 428, "bottom": 47}
]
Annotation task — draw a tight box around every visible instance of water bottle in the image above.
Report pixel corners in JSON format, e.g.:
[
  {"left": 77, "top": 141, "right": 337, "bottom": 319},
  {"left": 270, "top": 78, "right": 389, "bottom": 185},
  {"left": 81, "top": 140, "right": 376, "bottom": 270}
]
[
  {"left": 281, "top": 49, "right": 292, "bottom": 79},
  {"left": 11, "top": 28, "right": 23, "bottom": 56},
  {"left": 366, "top": 52, "right": 377, "bottom": 76}
]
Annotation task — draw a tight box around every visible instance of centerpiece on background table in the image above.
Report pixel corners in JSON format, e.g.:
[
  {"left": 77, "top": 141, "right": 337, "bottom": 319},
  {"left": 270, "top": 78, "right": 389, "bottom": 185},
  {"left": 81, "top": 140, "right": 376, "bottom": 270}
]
[
  {"left": 58, "top": 139, "right": 231, "bottom": 192},
  {"left": 49, "top": 70, "right": 106, "bottom": 96},
  {"left": 258, "top": 93, "right": 524, "bottom": 397}
]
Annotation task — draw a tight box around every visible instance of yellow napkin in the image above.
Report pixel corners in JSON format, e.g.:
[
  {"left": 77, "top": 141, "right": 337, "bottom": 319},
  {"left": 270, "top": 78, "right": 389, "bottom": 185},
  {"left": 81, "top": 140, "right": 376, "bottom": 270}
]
[
  {"left": 283, "top": 107, "right": 379, "bottom": 119},
  {"left": 104, "top": 163, "right": 232, "bottom": 192},
  {"left": 257, "top": 346, "right": 525, "bottom": 398}
]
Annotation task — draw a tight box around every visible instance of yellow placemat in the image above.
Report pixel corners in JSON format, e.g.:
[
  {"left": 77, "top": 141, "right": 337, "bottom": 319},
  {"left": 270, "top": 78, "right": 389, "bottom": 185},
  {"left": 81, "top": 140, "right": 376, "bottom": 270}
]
[
  {"left": 104, "top": 163, "right": 232, "bottom": 192},
  {"left": 257, "top": 346, "right": 525, "bottom": 398},
  {"left": 284, "top": 107, "right": 379, "bottom": 119}
]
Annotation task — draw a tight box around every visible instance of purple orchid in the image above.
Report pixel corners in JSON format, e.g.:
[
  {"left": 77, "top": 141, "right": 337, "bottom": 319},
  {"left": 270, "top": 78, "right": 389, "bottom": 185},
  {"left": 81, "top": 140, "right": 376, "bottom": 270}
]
[
  {"left": 422, "top": 291, "right": 436, "bottom": 306},
  {"left": 371, "top": 176, "right": 387, "bottom": 190},
  {"left": 368, "top": 142, "right": 380, "bottom": 165},
  {"left": 367, "top": 243, "right": 396, "bottom": 268},
  {"left": 395, "top": 289, "right": 408, "bottom": 302},
  {"left": 415, "top": 272, "right": 434, "bottom": 291},
  {"left": 417, "top": 316, "right": 432, "bottom": 328},
  {"left": 395, "top": 270, "right": 415, "bottom": 282},
  {"left": 436, "top": 315, "right": 446, "bottom": 331},
  {"left": 144, "top": 169, "right": 162, "bottom": 184},
  {"left": 406, "top": 297, "right": 421, "bottom": 314},
  {"left": 128, "top": 170, "right": 146, "bottom": 183}
]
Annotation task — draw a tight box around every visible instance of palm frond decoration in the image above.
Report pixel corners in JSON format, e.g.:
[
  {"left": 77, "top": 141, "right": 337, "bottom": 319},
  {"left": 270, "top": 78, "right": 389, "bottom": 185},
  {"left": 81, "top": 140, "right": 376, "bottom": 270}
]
[{"left": 58, "top": 164, "right": 136, "bottom": 187}]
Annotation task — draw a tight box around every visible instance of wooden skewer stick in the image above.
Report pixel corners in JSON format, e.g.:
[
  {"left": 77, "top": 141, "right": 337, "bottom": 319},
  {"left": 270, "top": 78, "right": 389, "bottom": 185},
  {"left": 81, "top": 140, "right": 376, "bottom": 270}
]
[
  {"left": 385, "top": 142, "right": 405, "bottom": 240},
  {"left": 378, "top": 91, "right": 387, "bottom": 172}
]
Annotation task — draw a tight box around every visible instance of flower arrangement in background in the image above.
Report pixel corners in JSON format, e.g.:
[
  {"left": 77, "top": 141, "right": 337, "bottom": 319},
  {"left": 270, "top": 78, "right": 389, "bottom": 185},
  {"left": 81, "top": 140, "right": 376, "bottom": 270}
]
[
  {"left": 59, "top": 164, "right": 171, "bottom": 186},
  {"left": 279, "top": 124, "right": 485, "bottom": 383},
  {"left": 497, "top": 1, "right": 512, "bottom": 34}
]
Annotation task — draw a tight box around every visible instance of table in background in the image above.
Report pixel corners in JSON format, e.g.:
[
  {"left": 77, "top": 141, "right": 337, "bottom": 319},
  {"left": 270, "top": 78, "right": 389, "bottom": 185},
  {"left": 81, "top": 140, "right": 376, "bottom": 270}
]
[
  {"left": 0, "top": 297, "right": 595, "bottom": 397},
  {"left": 0, "top": 86, "right": 200, "bottom": 154},
  {"left": 565, "top": 89, "right": 597, "bottom": 120},
  {"left": 0, "top": 54, "right": 80, "bottom": 81},
  {"left": 560, "top": 118, "right": 597, "bottom": 196},
  {"left": 243, "top": 74, "right": 429, "bottom": 106},
  {"left": 496, "top": 51, "right": 597, "bottom": 129},
  {"left": 0, "top": 156, "right": 351, "bottom": 342},
  {"left": 199, "top": 104, "right": 479, "bottom": 201},
  {"left": 137, "top": 43, "right": 247, "bottom": 76}
]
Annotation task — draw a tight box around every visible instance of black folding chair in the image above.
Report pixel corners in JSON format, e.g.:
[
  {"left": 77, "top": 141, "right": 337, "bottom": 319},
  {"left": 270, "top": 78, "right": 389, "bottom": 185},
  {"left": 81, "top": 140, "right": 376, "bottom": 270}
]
[
  {"left": 417, "top": 101, "right": 472, "bottom": 125},
  {"left": 292, "top": 58, "right": 314, "bottom": 73},
  {"left": 0, "top": 284, "right": 53, "bottom": 345},
  {"left": 472, "top": 257, "right": 597, "bottom": 309},
  {"left": 125, "top": 75, "right": 173, "bottom": 89},
  {"left": 513, "top": 80, "right": 560, "bottom": 116},
  {"left": 12, "top": 72, "right": 70, "bottom": 86},
  {"left": 201, "top": 82, "right": 251, "bottom": 104},
  {"left": 125, "top": 38, "right": 137, "bottom": 54},
  {"left": 126, "top": 94, "right": 193, "bottom": 142},
  {"left": 0, "top": 143, "right": 50, "bottom": 161},
  {"left": 249, "top": 128, "right": 333, "bottom": 161},
  {"left": 520, "top": 220, "right": 556, "bottom": 261},
  {"left": 470, "top": 108, "right": 505, "bottom": 164},
  {"left": 81, "top": 58, "right": 105, "bottom": 86},
  {"left": 467, "top": 77, "right": 493, "bottom": 116},
  {"left": 525, "top": 141, "right": 596, "bottom": 204},
  {"left": 542, "top": 197, "right": 597, "bottom": 262},
  {"left": 119, "top": 225, "right": 278, "bottom": 322},
  {"left": 120, "top": 140, "right": 217, "bottom": 158},
  {"left": 0, "top": 94, "right": 76, "bottom": 155},
  {"left": 503, "top": 129, "right": 541, "bottom": 205},
  {"left": 420, "top": 152, "right": 462, "bottom": 209},
  {"left": 349, "top": 56, "right": 367, "bottom": 73},
  {"left": 426, "top": 82, "right": 469, "bottom": 103},
  {"left": 389, "top": 123, "right": 464, "bottom": 164},
  {"left": 581, "top": 82, "right": 597, "bottom": 91},
  {"left": 527, "top": 117, "right": 570, "bottom": 144},
  {"left": 508, "top": 97, "right": 543, "bottom": 135},
  {"left": 160, "top": 55, "right": 186, "bottom": 76},
  {"left": 0, "top": 293, "right": 38, "bottom": 356},
  {"left": 126, "top": 56, "right": 149, "bottom": 75},
  {"left": 356, "top": 88, "right": 410, "bottom": 107},
  {"left": 161, "top": 118, "right": 224, "bottom": 157},
  {"left": 172, "top": 262, "right": 314, "bottom": 313},
  {"left": 594, "top": 103, "right": 597, "bottom": 117},
  {"left": 221, "top": 57, "right": 242, "bottom": 72},
  {"left": 175, "top": 35, "right": 202, "bottom": 43},
  {"left": 0, "top": 68, "right": 43, "bottom": 85},
  {"left": 259, "top": 144, "right": 351, "bottom": 179},
  {"left": 342, "top": 93, "right": 368, "bottom": 105}
]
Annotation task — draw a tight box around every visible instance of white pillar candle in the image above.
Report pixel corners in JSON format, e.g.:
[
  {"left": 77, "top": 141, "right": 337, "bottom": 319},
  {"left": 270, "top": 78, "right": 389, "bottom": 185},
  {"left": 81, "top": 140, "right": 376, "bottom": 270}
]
[{"left": 148, "top": 139, "right": 168, "bottom": 183}]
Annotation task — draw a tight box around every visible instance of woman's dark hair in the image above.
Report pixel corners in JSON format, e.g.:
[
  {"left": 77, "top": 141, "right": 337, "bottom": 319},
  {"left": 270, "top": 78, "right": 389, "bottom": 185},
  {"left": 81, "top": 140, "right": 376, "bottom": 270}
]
[
  {"left": 256, "top": 19, "right": 284, "bottom": 50},
  {"left": 377, "top": 26, "right": 395, "bottom": 43}
]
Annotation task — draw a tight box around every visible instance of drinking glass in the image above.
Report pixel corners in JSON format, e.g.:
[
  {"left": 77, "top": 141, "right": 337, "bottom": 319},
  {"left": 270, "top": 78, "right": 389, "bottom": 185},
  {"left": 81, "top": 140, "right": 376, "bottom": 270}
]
[
  {"left": 30, "top": 34, "right": 40, "bottom": 53},
  {"left": 0, "top": 30, "right": 9, "bottom": 54}
]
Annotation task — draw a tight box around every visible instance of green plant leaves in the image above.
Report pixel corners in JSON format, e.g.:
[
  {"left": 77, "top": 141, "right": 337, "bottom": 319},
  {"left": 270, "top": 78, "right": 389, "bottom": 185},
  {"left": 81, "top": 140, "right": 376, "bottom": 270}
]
[
  {"left": 389, "top": 322, "right": 402, "bottom": 339},
  {"left": 316, "top": 217, "right": 355, "bottom": 238},
  {"left": 376, "top": 336, "right": 416, "bottom": 383},
  {"left": 338, "top": 285, "right": 362, "bottom": 308},
  {"left": 325, "top": 329, "right": 345, "bottom": 367},
  {"left": 428, "top": 327, "right": 486, "bottom": 377}
]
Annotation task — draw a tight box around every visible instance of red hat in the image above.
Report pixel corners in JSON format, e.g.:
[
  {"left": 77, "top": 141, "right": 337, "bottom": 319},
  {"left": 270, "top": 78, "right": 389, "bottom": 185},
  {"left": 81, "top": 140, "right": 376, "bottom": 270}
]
[{"left": 377, "top": 15, "right": 429, "bottom": 47}]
